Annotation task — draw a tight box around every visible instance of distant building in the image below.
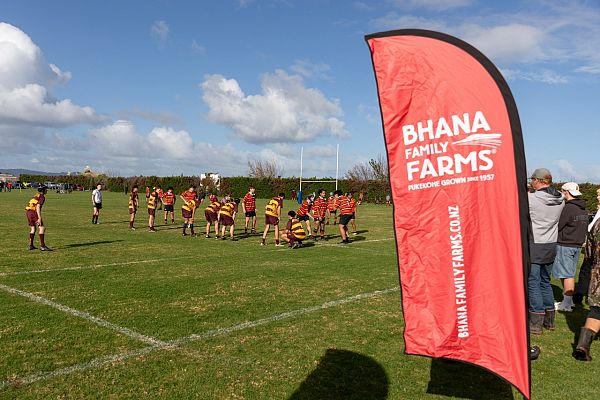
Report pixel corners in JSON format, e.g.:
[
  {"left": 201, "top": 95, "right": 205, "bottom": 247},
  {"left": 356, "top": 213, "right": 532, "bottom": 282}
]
[
  {"left": 82, "top": 165, "right": 99, "bottom": 178},
  {"left": 0, "top": 173, "right": 18, "bottom": 182},
  {"left": 200, "top": 172, "right": 220, "bottom": 189}
]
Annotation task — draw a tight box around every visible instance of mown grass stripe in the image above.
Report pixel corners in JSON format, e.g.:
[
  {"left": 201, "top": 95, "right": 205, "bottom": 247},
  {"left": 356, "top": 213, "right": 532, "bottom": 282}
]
[
  {"left": 0, "top": 283, "right": 169, "bottom": 347},
  {"left": 0, "top": 286, "right": 399, "bottom": 390}
]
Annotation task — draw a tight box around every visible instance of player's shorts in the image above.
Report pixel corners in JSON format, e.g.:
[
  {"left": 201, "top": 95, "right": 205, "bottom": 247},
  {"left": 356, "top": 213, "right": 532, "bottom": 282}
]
[
  {"left": 315, "top": 217, "right": 326, "bottom": 223},
  {"left": 148, "top": 208, "right": 156, "bottom": 216},
  {"left": 26, "top": 211, "right": 39, "bottom": 227},
  {"left": 328, "top": 209, "right": 337, "bottom": 214},
  {"left": 164, "top": 205, "right": 174, "bottom": 212},
  {"left": 297, "top": 215, "right": 309, "bottom": 222},
  {"left": 265, "top": 215, "right": 279, "bottom": 225},
  {"left": 245, "top": 211, "right": 256, "bottom": 217},
  {"left": 182, "top": 209, "right": 193, "bottom": 219},
  {"left": 220, "top": 215, "right": 234, "bottom": 226},
  {"left": 129, "top": 207, "right": 137, "bottom": 215},
  {"left": 205, "top": 210, "right": 217, "bottom": 223},
  {"left": 94, "top": 202, "right": 102, "bottom": 210},
  {"left": 351, "top": 213, "right": 356, "bottom": 220},
  {"left": 339, "top": 214, "right": 352, "bottom": 226}
]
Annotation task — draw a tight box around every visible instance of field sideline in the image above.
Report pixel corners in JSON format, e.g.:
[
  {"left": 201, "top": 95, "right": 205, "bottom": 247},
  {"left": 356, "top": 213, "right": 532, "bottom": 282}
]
[{"left": 0, "top": 190, "right": 599, "bottom": 399}]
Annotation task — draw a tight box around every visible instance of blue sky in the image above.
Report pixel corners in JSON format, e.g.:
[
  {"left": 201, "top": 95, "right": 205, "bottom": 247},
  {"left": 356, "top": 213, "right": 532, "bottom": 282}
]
[{"left": 1, "top": 0, "right": 599, "bottom": 181}]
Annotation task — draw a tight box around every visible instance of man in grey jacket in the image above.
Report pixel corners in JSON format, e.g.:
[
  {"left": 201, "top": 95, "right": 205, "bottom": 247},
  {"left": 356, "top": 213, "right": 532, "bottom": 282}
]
[{"left": 528, "top": 168, "right": 564, "bottom": 334}]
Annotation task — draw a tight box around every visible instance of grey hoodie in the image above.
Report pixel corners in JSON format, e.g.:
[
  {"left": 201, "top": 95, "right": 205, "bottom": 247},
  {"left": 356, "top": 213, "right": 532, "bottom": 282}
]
[{"left": 528, "top": 187, "right": 564, "bottom": 264}]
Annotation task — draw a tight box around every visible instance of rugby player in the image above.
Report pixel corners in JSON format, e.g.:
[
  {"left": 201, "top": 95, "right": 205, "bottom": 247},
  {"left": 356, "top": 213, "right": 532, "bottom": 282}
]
[
  {"left": 25, "top": 185, "right": 51, "bottom": 251},
  {"left": 296, "top": 194, "right": 315, "bottom": 240},
  {"left": 261, "top": 192, "right": 285, "bottom": 246},
  {"left": 335, "top": 190, "right": 353, "bottom": 244},
  {"left": 147, "top": 186, "right": 159, "bottom": 232},
  {"left": 91, "top": 184, "right": 102, "bottom": 224},
  {"left": 242, "top": 186, "right": 257, "bottom": 234},
  {"left": 218, "top": 198, "right": 240, "bottom": 240},
  {"left": 282, "top": 210, "right": 307, "bottom": 249},
  {"left": 128, "top": 185, "right": 139, "bottom": 230},
  {"left": 312, "top": 188, "right": 328, "bottom": 240},
  {"left": 327, "top": 192, "right": 339, "bottom": 225},
  {"left": 204, "top": 196, "right": 221, "bottom": 238},
  {"left": 180, "top": 196, "right": 197, "bottom": 237},
  {"left": 161, "top": 187, "right": 176, "bottom": 224}
]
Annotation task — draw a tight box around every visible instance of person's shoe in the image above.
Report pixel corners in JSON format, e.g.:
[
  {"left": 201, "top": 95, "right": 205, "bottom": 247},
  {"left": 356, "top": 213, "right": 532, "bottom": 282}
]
[
  {"left": 573, "top": 328, "right": 596, "bottom": 361},
  {"left": 339, "top": 240, "right": 348, "bottom": 245},
  {"left": 555, "top": 301, "right": 573, "bottom": 312},
  {"left": 529, "top": 346, "right": 540, "bottom": 360},
  {"left": 292, "top": 242, "right": 300, "bottom": 249},
  {"left": 164, "top": 220, "right": 167, "bottom": 224},
  {"left": 28, "top": 245, "right": 37, "bottom": 251},
  {"left": 182, "top": 233, "right": 188, "bottom": 236},
  {"left": 131, "top": 227, "right": 136, "bottom": 230},
  {"left": 529, "top": 311, "right": 544, "bottom": 335},
  {"left": 352, "top": 231, "right": 357, "bottom": 235},
  {"left": 149, "top": 228, "right": 156, "bottom": 232},
  {"left": 275, "top": 243, "right": 283, "bottom": 247},
  {"left": 205, "top": 235, "right": 210, "bottom": 238},
  {"left": 171, "top": 220, "right": 175, "bottom": 224},
  {"left": 543, "top": 309, "right": 555, "bottom": 331},
  {"left": 244, "top": 229, "right": 247, "bottom": 234},
  {"left": 215, "top": 236, "right": 219, "bottom": 240},
  {"left": 260, "top": 242, "right": 265, "bottom": 246},
  {"left": 40, "top": 246, "right": 53, "bottom": 251},
  {"left": 251, "top": 229, "right": 256, "bottom": 234},
  {"left": 221, "top": 236, "right": 226, "bottom": 240}
]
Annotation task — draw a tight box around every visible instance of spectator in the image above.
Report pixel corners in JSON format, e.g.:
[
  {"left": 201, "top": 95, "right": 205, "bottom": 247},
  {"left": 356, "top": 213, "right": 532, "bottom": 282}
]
[
  {"left": 527, "top": 168, "right": 564, "bottom": 334},
  {"left": 554, "top": 182, "right": 588, "bottom": 311}
]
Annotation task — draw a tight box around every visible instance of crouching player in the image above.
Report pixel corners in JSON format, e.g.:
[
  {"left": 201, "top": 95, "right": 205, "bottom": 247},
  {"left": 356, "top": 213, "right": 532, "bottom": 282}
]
[
  {"left": 218, "top": 198, "right": 239, "bottom": 240},
  {"left": 282, "top": 211, "right": 306, "bottom": 249},
  {"left": 204, "top": 197, "right": 220, "bottom": 238},
  {"left": 181, "top": 197, "right": 197, "bottom": 237}
]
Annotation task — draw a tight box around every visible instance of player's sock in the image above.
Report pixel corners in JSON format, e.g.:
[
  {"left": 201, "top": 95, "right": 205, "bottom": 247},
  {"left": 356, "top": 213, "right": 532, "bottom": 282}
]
[
  {"left": 39, "top": 234, "right": 46, "bottom": 247},
  {"left": 29, "top": 233, "right": 35, "bottom": 246},
  {"left": 275, "top": 239, "right": 280, "bottom": 245},
  {"left": 190, "top": 224, "right": 195, "bottom": 235}
]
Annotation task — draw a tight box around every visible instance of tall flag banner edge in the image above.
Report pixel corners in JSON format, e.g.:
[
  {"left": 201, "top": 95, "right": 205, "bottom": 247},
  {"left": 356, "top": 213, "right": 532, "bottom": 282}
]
[{"left": 365, "top": 29, "right": 531, "bottom": 399}]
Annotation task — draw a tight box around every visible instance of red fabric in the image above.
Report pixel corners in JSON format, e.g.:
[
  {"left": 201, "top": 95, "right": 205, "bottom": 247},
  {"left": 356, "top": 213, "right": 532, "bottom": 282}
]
[
  {"left": 367, "top": 32, "right": 529, "bottom": 398},
  {"left": 243, "top": 193, "right": 256, "bottom": 212},
  {"left": 313, "top": 197, "right": 327, "bottom": 218}
]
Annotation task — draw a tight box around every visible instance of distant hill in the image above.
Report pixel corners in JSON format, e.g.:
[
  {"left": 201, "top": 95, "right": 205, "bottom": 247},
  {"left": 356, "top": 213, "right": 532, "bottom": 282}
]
[{"left": 0, "top": 169, "right": 68, "bottom": 177}]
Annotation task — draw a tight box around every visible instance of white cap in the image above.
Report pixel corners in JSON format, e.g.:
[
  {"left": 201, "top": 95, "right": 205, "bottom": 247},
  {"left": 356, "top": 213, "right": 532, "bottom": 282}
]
[{"left": 561, "top": 182, "right": 582, "bottom": 197}]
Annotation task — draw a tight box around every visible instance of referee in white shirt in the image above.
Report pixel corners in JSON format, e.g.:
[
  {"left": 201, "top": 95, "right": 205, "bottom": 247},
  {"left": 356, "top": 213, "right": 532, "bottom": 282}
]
[{"left": 92, "top": 184, "right": 103, "bottom": 224}]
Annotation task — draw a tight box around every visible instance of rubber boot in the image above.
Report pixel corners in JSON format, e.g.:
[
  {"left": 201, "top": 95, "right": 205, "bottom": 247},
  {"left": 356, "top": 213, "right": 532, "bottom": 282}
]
[
  {"left": 529, "top": 346, "right": 540, "bottom": 360},
  {"left": 529, "top": 312, "right": 544, "bottom": 335},
  {"left": 573, "top": 327, "right": 596, "bottom": 361},
  {"left": 543, "top": 309, "right": 555, "bottom": 331}
]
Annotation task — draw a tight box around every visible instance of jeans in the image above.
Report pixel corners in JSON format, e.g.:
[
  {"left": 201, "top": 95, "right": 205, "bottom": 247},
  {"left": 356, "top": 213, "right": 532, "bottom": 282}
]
[{"left": 528, "top": 262, "right": 555, "bottom": 313}]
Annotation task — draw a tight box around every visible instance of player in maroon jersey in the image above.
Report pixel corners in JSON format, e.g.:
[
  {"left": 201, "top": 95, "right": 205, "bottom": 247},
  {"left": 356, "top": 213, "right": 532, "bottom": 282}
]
[
  {"left": 242, "top": 186, "right": 257, "bottom": 234},
  {"left": 25, "top": 186, "right": 51, "bottom": 251}
]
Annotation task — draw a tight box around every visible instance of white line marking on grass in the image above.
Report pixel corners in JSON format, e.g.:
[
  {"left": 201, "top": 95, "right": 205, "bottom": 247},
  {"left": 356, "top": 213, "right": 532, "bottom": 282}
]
[
  {"left": 0, "top": 287, "right": 399, "bottom": 390},
  {"left": 0, "top": 283, "right": 169, "bottom": 348},
  {"left": 0, "top": 259, "right": 162, "bottom": 277}
]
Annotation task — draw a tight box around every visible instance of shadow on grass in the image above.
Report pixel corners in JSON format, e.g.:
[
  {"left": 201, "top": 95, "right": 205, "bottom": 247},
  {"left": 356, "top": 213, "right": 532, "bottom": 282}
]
[
  {"left": 288, "top": 349, "right": 388, "bottom": 400},
  {"left": 63, "top": 240, "right": 123, "bottom": 248},
  {"left": 551, "top": 283, "right": 563, "bottom": 301},
  {"left": 427, "top": 359, "right": 514, "bottom": 400},
  {"left": 349, "top": 236, "right": 367, "bottom": 242},
  {"left": 562, "top": 306, "right": 589, "bottom": 335}
]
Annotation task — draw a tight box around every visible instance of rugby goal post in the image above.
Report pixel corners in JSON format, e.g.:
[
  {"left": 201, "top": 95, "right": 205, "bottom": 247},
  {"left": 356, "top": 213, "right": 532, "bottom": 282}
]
[{"left": 298, "top": 144, "right": 339, "bottom": 204}]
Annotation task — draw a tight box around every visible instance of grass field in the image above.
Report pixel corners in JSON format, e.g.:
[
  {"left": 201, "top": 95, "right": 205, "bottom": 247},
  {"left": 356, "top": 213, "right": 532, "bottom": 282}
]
[{"left": 0, "top": 190, "right": 599, "bottom": 399}]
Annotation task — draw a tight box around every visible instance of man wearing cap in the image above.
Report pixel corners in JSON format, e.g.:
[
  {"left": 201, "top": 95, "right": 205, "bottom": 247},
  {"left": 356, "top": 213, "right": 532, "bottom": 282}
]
[
  {"left": 553, "top": 182, "right": 588, "bottom": 311},
  {"left": 528, "top": 168, "right": 564, "bottom": 334}
]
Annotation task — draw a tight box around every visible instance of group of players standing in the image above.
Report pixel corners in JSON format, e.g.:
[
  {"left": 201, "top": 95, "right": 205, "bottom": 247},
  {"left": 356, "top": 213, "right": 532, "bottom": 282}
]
[
  {"left": 24, "top": 184, "right": 360, "bottom": 251},
  {"left": 123, "top": 185, "right": 360, "bottom": 248}
]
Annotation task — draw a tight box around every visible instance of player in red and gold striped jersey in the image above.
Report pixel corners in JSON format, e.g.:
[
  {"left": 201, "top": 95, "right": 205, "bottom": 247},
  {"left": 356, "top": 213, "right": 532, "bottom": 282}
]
[
  {"left": 261, "top": 193, "right": 285, "bottom": 246},
  {"left": 25, "top": 186, "right": 51, "bottom": 251},
  {"left": 335, "top": 190, "right": 354, "bottom": 244},
  {"left": 296, "top": 194, "right": 315, "bottom": 240},
  {"left": 180, "top": 185, "right": 198, "bottom": 236},
  {"left": 242, "top": 186, "right": 257, "bottom": 234},
  {"left": 327, "top": 193, "right": 339, "bottom": 225},
  {"left": 161, "top": 187, "right": 176, "bottom": 224},
  {"left": 348, "top": 192, "right": 358, "bottom": 235},
  {"left": 312, "top": 189, "right": 328, "bottom": 240},
  {"left": 128, "top": 185, "right": 139, "bottom": 230}
]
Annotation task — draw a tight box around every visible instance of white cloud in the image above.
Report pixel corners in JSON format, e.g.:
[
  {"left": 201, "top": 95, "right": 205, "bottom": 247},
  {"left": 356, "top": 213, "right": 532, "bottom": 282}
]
[
  {"left": 501, "top": 68, "right": 568, "bottom": 84},
  {"left": 0, "top": 22, "right": 103, "bottom": 129},
  {"left": 191, "top": 40, "right": 206, "bottom": 55},
  {"left": 151, "top": 21, "right": 169, "bottom": 47},
  {"left": 290, "top": 59, "right": 332, "bottom": 80},
  {"left": 201, "top": 70, "right": 348, "bottom": 143}
]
